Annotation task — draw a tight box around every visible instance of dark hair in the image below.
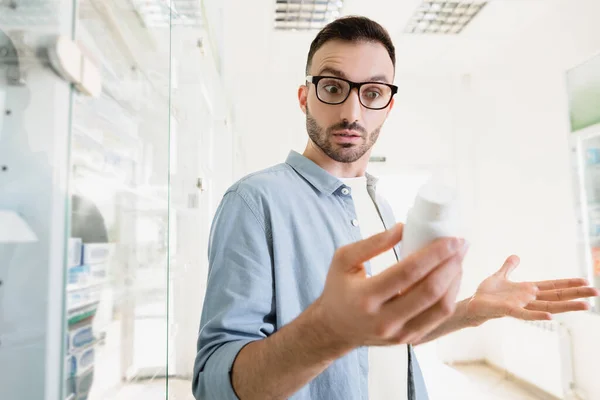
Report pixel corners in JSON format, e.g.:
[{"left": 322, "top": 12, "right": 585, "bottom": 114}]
[{"left": 305, "top": 16, "right": 396, "bottom": 75}]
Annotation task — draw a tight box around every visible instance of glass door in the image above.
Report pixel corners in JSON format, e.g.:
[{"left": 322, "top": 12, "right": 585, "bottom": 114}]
[
  {"left": 64, "top": 1, "right": 172, "bottom": 399},
  {"left": 1, "top": 1, "right": 232, "bottom": 399}
]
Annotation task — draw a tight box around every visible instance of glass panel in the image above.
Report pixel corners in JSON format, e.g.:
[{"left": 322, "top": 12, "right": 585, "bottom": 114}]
[
  {"left": 64, "top": 0, "right": 171, "bottom": 399},
  {"left": 0, "top": 1, "right": 75, "bottom": 399},
  {"left": 1, "top": 1, "right": 231, "bottom": 398},
  {"left": 167, "top": 2, "right": 232, "bottom": 397},
  {"left": 575, "top": 131, "right": 600, "bottom": 312}
]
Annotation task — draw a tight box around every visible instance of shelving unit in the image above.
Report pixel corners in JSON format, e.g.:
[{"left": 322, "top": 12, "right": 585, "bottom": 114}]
[{"left": 570, "top": 123, "right": 600, "bottom": 313}]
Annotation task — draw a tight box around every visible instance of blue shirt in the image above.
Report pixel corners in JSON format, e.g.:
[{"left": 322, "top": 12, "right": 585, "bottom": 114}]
[{"left": 192, "top": 150, "right": 429, "bottom": 400}]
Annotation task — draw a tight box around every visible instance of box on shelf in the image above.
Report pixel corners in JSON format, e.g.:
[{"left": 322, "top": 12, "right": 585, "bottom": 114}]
[
  {"left": 66, "top": 323, "right": 95, "bottom": 353},
  {"left": 89, "top": 263, "right": 108, "bottom": 284},
  {"left": 586, "top": 148, "right": 600, "bottom": 165},
  {"left": 67, "top": 285, "right": 102, "bottom": 312},
  {"left": 66, "top": 344, "right": 95, "bottom": 400},
  {"left": 64, "top": 356, "right": 75, "bottom": 399},
  {"left": 67, "top": 343, "right": 95, "bottom": 377},
  {"left": 65, "top": 366, "right": 94, "bottom": 400},
  {"left": 67, "top": 303, "right": 98, "bottom": 327},
  {"left": 67, "top": 265, "right": 91, "bottom": 287},
  {"left": 67, "top": 263, "right": 107, "bottom": 289},
  {"left": 68, "top": 238, "right": 83, "bottom": 267},
  {"left": 82, "top": 243, "right": 113, "bottom": 265}
]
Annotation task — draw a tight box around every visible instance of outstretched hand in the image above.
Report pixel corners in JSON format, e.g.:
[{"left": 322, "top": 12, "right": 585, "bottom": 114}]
[{"left": 467, "top": 255, "right": 599, "bottom": 322}]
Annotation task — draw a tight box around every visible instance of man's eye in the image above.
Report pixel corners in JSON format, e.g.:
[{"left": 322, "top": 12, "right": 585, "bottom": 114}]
[{"left": 325, "top": 85, "right": 341, "bottom": 94}]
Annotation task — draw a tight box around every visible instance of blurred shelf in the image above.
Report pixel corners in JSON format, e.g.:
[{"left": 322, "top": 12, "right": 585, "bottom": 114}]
[
  {"left": 73, "top": 102, "right": 141, "bottom": 146},
  {"left": 72, "top": 171, "right": 169, "bottom": 207},
  {"left": 67, "top": 297, "right": 102, "bottom": 313},
  {"left": 67, "top": 280, "right": 108, "bottom": 293},
  {"left": 67, "top": 302, "right": 99, "bottom": 326},
  {"left": 72, "top": 123, "right": 104, "bottom": 148},
  {"left": 72, "top": 157, "right": 135, "bottom": 189}
]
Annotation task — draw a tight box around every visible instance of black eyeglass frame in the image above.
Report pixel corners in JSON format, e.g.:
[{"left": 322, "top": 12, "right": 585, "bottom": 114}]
[{"left": 306, "top": 75, "right": 398, "bottom": 110}]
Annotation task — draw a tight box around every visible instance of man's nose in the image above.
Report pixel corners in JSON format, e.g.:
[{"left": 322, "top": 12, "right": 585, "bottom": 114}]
[{"left": 339, "top": 88, "right": 362, "bottom": 124}]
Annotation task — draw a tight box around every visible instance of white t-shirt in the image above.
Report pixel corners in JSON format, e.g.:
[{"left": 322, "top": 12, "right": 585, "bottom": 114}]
[{"left": 341, "top": 177, "right": 408, "bottom": 400}]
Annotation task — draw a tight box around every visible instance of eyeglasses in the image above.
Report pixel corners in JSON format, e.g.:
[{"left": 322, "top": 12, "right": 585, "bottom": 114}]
[{"left": 306, "top": 75, "right": 398, "bottom": 110}]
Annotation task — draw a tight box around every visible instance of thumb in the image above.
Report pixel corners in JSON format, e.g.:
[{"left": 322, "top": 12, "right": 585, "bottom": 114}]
[
  {"left": 334, "top": 223, "right": 404, "bottom": 272},
  {"left": 498, "top": 255, "right": 520, "bottom": 279}
]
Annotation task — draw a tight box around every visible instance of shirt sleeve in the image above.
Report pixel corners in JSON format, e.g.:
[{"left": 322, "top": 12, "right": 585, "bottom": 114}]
[{"left": 192, "top": 189, "right": 275, "bottom": 400}]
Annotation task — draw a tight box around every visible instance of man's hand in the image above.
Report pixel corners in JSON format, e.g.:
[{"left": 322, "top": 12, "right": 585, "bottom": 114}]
[
  {"left": 466, "top": 255, "right": 600, "bottom": 324},
  {"left": 230, "top": 224, "right": 466, "bottom": 400},
  {"left": 313, "top": 223, "right": 468, "bottom": 351}
]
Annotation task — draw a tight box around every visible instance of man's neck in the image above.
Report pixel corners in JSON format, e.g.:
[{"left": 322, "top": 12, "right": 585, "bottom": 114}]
[{"left": 302, "top": 140, "right": 369, "bottom": 179}]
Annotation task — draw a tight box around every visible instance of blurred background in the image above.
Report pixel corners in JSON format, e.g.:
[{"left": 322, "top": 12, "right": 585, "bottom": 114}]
[{"left": 1, "top": 0, "right": 599, "bottom": 399}]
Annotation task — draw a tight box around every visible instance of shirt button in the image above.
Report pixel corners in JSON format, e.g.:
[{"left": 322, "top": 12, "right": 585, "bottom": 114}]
[
  {"left": 341, "top": 188, "right": 350, "bottom": 195},
  {"left": 351, "top": 219, "right": 359, "bottom": 227}
]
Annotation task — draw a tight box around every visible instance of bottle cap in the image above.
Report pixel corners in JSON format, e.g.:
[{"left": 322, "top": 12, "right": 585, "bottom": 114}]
[{"left": 412, "top": 182, "right": 457, "bottom": 221}]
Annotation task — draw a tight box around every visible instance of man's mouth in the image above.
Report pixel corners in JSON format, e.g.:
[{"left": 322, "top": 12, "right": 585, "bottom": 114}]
[
  {"left": 332, "top": 130, "right": 363, "bottom": 144},
  {"left": 332, "top": 130, "right": 361, "bottom": 138}
]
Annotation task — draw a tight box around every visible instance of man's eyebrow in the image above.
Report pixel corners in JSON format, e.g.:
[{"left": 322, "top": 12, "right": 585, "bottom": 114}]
[
  {"left": 367, "top": 74, "right": 390, "bottom": 83},
  {"left": 317, "top": 67, "right": 391, "bottom": 83},
  {"left": 317, "top": 67, "right": 348, "bottom": 79}
]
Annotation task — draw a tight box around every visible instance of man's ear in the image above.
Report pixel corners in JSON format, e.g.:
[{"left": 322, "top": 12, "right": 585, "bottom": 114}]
[
  {"left": 387, "top": 97, "right": 395, "bottom": 116},
  {"left": 298, "top": 85, "right": 308, "bottom": 114}
]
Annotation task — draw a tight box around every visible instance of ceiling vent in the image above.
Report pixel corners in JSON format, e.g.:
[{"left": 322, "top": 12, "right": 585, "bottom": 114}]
[
  {"left": 131, "top": 0, "right": 203, "bottom": 28},
  {"left": 404, "top": 1, "right": 486, "bottom": 35},
  {"left": 274, "top": 0, "right": 343, "bottom": 31}
]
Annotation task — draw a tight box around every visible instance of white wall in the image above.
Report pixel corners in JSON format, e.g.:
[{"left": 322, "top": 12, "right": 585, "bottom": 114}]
[
  {"left": 398, "top": 44, "right": 600, "bottom": 400},
  {"left": 461, "top": 1, "right": 600, "bottom": 396},
  {"left": 466, "top": 67, "right": 600, "bottom": 399},
  {"left": 378, "top": 52, "right": 600, "bottom": 398},
  {"left": 378, "top": 4, "right": 600, "bottom": 397}
]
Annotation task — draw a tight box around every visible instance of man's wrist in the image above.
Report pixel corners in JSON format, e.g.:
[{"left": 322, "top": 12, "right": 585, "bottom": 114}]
[
  {"left": 463, "top": 296, "right": 489, "bottom": 328},
  {"left": 302, "top": 298, "right": 355, "bottom": 361}
]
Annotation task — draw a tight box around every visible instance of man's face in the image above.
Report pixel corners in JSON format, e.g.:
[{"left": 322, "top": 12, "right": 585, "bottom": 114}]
[{"left": 299, "top": 40, "right": 395, "bottom": 163}]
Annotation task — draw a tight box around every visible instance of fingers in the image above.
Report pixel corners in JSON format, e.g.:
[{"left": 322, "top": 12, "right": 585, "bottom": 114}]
[
  {"left": 508, "top": 306, "right": 552, "bottom": 321},
  {"left": 380, "top": 248, "right": 464, "bottom": 328},
  {"left": 402, "top": 268, "right": 463, "bottom": 345},
  {"left": 537, "top": 287, "right": 600, "bottom": 302},
  {"left": 526, "top": 300, "right": 591, "bottom": 314},
  {"left": 366, "top": 237, "right": 464, "bottom": 302},
  {"left": 333, "top": 224, "right": 403, "bottom": 273},
  {"left": 534, "top": 278, "right": 590, "bottom": 291},
  {"left": 498, "top": 255, "right": 520, "bottom": 278}
]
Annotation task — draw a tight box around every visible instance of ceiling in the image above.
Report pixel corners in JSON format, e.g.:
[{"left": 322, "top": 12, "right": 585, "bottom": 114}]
[{"left": 220, "top": 0, "right": 600, "bottom": 82}]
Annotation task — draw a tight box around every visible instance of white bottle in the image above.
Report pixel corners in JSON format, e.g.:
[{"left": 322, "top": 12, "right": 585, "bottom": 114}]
[{"left": 401, "top": 181, "right": 461, "bottom": 257}]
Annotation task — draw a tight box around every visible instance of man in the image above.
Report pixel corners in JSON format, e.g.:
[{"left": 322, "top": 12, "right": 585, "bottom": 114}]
[{"left": 192, "top": 16, "right": 598, "bottom": 400}]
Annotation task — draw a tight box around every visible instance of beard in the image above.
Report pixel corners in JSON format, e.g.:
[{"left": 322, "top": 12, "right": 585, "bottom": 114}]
[{"left": 306, "top": 106, "right": 381, "bottom": 164}]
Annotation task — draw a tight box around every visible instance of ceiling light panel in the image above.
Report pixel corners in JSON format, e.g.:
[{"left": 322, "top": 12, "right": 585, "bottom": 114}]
[
  {"left": 131, "top": 0, "right": 203, "bottom": 28},
  {"left": 274, "top": 0, "right": 343, "bottom": 31},
  {"left": 404, "top": 1, "right": 487, "bottom": 35}
]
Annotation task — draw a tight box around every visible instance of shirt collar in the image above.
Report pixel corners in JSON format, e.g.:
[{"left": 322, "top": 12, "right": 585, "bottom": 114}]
[{"left": 285, "top": 150, "right": 379, "bottom": 195}]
